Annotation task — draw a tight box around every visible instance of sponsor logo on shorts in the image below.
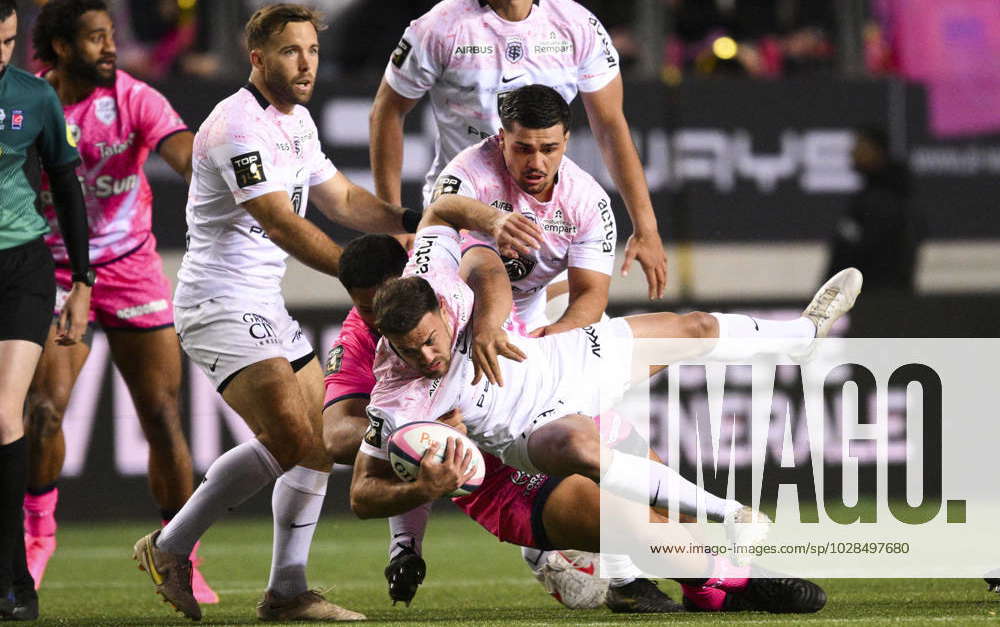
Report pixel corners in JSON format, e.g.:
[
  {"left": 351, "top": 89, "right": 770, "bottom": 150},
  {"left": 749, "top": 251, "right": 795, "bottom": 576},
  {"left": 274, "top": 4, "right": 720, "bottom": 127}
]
[
  {"left": 510, "top": 470, "right": 546, "bottom": 495},
  {"left": 242, "top": 312, "right": 278, "bottom": 345},
  {"left": 231, "top": 151, "right": 266, "bottom": 188},
  {"left": 364, "top": 408, "right": 384, "bottom": 448},
  {"left": 583, "top": 325, "right": 601, "bottom": 357},
  {"left": 391, "top": 38, "right": 412, "bottom": 68},
  {"left": 430, "top": 174, "right": 462, "bottom": 203},
  {"left": 502, "top": 255, "right": 536, "bottom": 282},
  {"left": 326, "top": 345, "right": 344, "bottom": 374},
  {"left": 505, "top": 37, "right": 525, "bottom": 63},
  {"left": 116, "top": 299, "right": 168, "bottom": 320}
]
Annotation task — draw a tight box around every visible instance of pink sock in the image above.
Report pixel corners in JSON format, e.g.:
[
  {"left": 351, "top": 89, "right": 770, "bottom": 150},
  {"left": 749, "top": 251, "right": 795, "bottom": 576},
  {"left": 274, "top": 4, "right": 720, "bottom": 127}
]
[
  {"left": 705, "top": 558, "right": 750, "bottom": 592},
  {"left": 681, "top": 584, "right": 727, "bottom": 611},
  {"left": 23, "top": 488, "right": 58, "bottom": 537}
]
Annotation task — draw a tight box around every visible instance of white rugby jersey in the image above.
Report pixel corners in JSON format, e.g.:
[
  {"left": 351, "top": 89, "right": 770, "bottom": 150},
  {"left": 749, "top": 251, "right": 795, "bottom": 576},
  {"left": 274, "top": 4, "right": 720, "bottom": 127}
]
[
  {"left": 174, "top": 84, "right": 337, "bottom": 306},
  {"left": 384, "top": 0, "right": 620, "bottom": 201},
  {"left": 436, "top": 136, "right": 616, "bottom": 331},
  {"left": 361, "top": 225, "right": 593, "bottom": 463}
]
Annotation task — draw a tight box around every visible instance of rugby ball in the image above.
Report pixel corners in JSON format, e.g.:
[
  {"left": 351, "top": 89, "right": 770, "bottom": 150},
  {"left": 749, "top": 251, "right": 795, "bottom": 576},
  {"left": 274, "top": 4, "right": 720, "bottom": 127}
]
[{"left": 387, "top": 421, "right": 485, "bottom": 497}]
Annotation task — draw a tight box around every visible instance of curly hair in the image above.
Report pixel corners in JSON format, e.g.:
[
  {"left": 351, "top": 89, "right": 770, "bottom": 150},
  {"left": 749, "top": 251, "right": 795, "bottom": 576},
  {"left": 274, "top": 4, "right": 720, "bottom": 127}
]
[{"left": 32, "top": 0, "right": 109, "bottom": 65}]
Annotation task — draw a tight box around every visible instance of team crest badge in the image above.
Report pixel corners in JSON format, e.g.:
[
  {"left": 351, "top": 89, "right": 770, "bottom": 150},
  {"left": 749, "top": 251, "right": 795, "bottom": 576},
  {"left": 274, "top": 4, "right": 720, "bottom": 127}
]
[
  {"left": 94, "top": 96, "right": 117, "bottom": 125},
  {"left": 505, "top": 37, "right": 524, "bottom": 63}
]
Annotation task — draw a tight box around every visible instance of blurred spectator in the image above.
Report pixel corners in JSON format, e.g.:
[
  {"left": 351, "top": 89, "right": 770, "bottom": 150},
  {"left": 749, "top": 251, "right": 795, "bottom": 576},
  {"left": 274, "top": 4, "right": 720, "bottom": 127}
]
[{"left": 826, "top": 128, "right": 924, "bottom": 293}]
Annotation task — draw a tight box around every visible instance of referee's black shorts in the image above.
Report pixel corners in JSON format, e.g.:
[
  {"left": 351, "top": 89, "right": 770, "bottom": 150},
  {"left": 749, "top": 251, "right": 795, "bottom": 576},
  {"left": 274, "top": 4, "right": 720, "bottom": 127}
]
[{"left": 0, "top": 237, "right": 56, "bottom": 347}]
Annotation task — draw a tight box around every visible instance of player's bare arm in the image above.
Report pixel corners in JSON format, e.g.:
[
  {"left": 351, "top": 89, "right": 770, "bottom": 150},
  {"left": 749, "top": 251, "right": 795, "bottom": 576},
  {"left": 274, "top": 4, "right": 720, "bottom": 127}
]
[
  {"left": 369, "top": 79, "right": 419, "bottom": 205},
  {"left": 323, "top": 396, "right": 368, "bottom": 465},
  {"left": 581, "top": 76, "right": 667, "bottom": 299},
  {"left": 242, "top": 190, "right": 341, "bottom": 277},
  {"left": 530, "top": 267, "right": 609, "bottom": 337},
  {"left": 350, "top": 440, "right": 473, "bottom": 519},
  {"left": 309, "top": 171, "right": 412, "bottom": 234},
  {"left": 423, "top": 194, "right": 541, "bottom": 258},
  {"left": 460, "top": 247, "right": 525, "bottom": 387},
  {"left": 157, "top": 130, "right": 194, "bottom": 184}
]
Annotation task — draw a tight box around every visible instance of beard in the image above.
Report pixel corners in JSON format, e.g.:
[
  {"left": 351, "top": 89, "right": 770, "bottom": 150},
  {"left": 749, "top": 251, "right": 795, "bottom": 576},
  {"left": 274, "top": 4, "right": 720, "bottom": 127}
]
[
  {"left": 66, "top": 52, "right": 115, "bottom": 88},
  {"left": 263, "top": 68, "right": 313, "bottom": 107}
]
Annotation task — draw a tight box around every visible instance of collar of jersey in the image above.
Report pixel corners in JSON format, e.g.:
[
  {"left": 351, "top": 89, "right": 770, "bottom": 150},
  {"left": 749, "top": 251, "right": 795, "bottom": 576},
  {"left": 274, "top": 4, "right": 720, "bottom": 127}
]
[
  {"left": 478, "top": 0, "right": 540, "bottom": 7},
  {"left": 243, "top": 82, "right": 271, "bottom": 111}
]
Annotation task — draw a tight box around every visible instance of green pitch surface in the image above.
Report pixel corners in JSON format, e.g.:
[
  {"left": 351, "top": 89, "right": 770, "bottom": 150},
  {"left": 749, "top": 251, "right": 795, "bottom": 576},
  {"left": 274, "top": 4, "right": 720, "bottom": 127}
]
[{"left": 32, "top": 514, "right": 998, "bottom": 625}]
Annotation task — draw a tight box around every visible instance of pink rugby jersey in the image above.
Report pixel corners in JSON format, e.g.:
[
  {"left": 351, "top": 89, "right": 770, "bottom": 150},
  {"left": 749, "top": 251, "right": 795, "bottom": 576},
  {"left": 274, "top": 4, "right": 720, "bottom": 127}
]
[
  {"left": 323, "top": 307, "right": 379, "bottom": 408},
  {"left": 436, "top": 135, "right": 616, "bottom": 331},
  {"left": 385, "top": 0, "right": 620, "bottom": 199},
  {"left": 38, "top": 70, "right": 187, "bottom": 265}
]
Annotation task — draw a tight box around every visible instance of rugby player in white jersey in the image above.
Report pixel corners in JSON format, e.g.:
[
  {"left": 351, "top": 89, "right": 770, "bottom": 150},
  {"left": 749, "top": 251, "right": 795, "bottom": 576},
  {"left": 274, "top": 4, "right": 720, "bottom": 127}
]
[
  {"left": 132, "top": 4, "right": 421, "bottom": 622},
  {"left": 369, "top": 0, "right": 667, "bottom": 301}
]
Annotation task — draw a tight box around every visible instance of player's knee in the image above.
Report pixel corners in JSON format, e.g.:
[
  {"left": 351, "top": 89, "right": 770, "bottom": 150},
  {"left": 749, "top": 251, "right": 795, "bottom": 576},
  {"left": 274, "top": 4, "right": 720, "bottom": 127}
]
[
  {"left": 263, "top": 415, "right": 316, "bottom": 469},
  {"left": 25, "top": 399, "right": 65, "bottom": 440},
  {"left": 545, "top": 423, "right": 601, "bottom": 476},
  {"left": 683, "top": 311, "right": 717, "bottom": 338}
]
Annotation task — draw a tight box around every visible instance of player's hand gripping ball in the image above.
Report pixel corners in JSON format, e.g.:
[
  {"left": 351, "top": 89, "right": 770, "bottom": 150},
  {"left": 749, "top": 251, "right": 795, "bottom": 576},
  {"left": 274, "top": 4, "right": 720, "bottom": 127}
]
[{"left": 388, "top": 421, "right": 485, "bottom": 496}]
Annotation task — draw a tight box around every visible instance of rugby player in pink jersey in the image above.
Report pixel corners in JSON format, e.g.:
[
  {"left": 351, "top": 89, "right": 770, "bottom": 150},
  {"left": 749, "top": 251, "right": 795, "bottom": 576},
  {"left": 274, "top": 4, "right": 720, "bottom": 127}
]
[
  {"left": 370, "top": 0, "right": 667, "bottom": 299},
  {"left": 23, "top": 0, "right": 216, "bottom": 602}
]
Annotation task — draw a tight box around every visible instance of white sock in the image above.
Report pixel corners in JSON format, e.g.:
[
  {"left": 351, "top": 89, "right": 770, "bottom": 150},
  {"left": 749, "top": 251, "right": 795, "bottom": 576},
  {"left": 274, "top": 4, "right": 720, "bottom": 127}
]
[
  {"left": 602, "top": 553, "right": 643, "bottom": 585},
  {"left": 704, "top": 313, "right": 815, "bottom": 360},
  {"left": 388, "top": 502, "right": 432, "bottom": 558},
  {"left": 601, "top": 450, "right": 741, "bottom": 522},
  {"left": 267, "top": 466, "right": 329, "bottom": 598},
  {"left": 158, "top": 438, "right": 282, "bottom": 555},
  {"left": 522, "top": 547, "right": 549, "bottom": 573}
]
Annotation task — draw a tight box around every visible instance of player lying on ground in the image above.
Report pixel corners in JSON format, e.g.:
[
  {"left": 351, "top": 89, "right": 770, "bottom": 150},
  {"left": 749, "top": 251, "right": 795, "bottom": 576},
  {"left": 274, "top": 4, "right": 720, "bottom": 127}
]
[
  {"left": 325, "top": 234, "right": 682, "bottom": 612},
  {"left": 349, "top": 220, "right": 862, "bottom": 602},
  {"left": 25, "top": 0, "right": 215, "bottom": 600},
  {"left": 327, "top": 234, "right": 828, "bottom": 613}
]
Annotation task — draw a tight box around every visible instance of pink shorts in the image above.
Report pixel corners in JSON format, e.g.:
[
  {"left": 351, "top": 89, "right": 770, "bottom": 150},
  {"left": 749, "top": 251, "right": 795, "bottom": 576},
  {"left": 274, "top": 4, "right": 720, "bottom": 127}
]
[
  {"left": 54, "top": 235, "right": 173, "bottom": 330},
  {"left": 452, "top": 453, "right": 560, "bottom": 550}
]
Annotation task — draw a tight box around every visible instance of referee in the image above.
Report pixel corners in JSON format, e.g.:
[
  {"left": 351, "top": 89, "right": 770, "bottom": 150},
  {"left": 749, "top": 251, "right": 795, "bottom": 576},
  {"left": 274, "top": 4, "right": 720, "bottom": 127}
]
[{"left": 0, "top": 0, "right": 91, "bottom": 620}]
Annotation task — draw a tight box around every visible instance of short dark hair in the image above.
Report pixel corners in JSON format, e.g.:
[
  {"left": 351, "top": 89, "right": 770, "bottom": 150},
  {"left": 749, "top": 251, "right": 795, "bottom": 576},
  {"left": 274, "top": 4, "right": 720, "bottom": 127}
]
[
  {"left": 373, "top": 277, "right": 439, "bottom": 336},
  {"left": 338, "top": 234, "right": 408, "bottom": 292},
  {"left": 499, "top": 84, "right": 571, "bottom": 132},
  {"left": 32, "top": 0, "right": 108, "bottom": 65},
  {"left": 245, "top": 3, "right": 326, "bottom": 50},
  {"left": 0, "top": 0, "right": 16, "bottom": 21}
]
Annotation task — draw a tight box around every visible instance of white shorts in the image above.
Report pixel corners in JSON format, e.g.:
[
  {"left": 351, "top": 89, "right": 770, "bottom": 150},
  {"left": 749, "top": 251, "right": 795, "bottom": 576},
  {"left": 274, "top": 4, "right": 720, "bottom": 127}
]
[
  {"left": 499, "top": 317, "right": 634, "bottom": 474},
  {"left": 175, "top": 296, "right": 314, "bottom": 391}
]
